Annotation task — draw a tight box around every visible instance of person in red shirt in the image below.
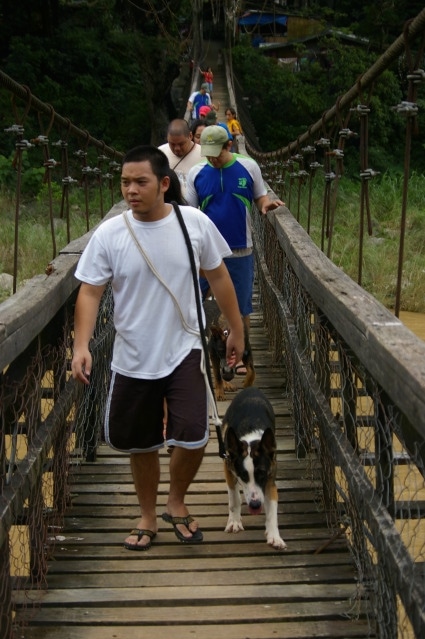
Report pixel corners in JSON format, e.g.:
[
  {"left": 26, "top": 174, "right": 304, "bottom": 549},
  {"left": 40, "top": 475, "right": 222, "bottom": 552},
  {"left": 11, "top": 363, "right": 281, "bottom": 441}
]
[{"left": 199, "top": 66, "right": 214, "bottom": 96}]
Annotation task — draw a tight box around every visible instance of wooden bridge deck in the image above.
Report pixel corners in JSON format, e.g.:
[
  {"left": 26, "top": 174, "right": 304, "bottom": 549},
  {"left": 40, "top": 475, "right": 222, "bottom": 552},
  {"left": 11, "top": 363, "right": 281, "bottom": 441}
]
[{"left": 18, "top": 304, "right": 372, "bottom": 639}]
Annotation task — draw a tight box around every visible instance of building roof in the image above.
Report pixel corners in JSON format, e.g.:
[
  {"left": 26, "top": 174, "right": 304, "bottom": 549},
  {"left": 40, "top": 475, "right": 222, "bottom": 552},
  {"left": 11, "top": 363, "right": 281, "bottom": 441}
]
[
  {"left": 238, "top": 10, "right": 288, "bottom": 27},
  {"left": 257, "top": 28, "right": 369, "bottom": 51}
]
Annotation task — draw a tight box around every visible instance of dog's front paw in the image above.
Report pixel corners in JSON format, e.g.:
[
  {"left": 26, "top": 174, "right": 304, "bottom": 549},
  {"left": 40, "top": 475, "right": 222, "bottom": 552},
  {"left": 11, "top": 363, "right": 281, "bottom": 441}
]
[
  {"left": 266, "top": 533, "right": 287, "bottom": 550},
  {"left": 215, "top": 383, "right": 226, "bottom": 401},
  {"left": 223, "top": 380, "right": 236, "bottom": 393},
  {"left": 225, "top": 517, "right": 244, "bottom": 533}
]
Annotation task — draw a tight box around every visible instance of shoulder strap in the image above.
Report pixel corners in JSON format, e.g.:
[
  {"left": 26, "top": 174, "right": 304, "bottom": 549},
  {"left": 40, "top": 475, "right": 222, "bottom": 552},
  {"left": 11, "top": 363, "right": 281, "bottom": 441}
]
[
  {"left": 172, "top": 141, "right": 196, "bottom": 171},
  {"left": 171, "top": 201, "right": 227, "bottom": 459}
]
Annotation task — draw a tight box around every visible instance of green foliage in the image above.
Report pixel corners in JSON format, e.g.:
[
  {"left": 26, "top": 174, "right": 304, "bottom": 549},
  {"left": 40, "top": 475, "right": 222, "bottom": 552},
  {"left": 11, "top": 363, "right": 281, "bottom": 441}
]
[
  {"left": 0, "top": 183, "right": 105, "bottom": 296},
  {"left": 0, "top": 0, "right": 193, "bottom": 151},
  {"left": 0, "top": 152, "right": 45, "bottom": 197},
  {"left": 296, "top": 171, "right": 425, "bottom": 311},
  {"left": 36, "top": 181, "right": 62, "bottom": 204},
  {"left": 0, "top": 154, "right": 18, "bottom": 190},
  {"left": 232, "top": 37, "right": 425, "bottom": 173},
  {"left": 308, "top": 0, "right": 424, "bottom": 48},
  {"left": 3, "top": 30, "right": 148, "bottom": 150},
  {"left": 21, "top": 165, "right": 46, "bottom": 197}
]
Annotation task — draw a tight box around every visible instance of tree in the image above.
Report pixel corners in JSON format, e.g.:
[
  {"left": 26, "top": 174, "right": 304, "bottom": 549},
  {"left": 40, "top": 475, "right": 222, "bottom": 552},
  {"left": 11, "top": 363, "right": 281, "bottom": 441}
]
[
  {"left": 231, "top": 40, "right": 410, "bottom": 172},
  {"left": 114, "top": 0, "right": 192, "bottom": 144},
  {"left": 0, "top": 0, "right": 193, "bottom": 148}
]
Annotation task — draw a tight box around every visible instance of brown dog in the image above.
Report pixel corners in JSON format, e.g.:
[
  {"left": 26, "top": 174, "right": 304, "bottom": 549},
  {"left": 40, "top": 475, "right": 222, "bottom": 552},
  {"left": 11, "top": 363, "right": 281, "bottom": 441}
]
[{"left": 203, "top": 298, "right": 255, "bottom": 401}]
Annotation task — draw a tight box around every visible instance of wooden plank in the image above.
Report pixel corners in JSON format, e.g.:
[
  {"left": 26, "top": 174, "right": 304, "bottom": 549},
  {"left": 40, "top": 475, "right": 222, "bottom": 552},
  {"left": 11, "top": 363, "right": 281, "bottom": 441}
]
[
  {"left": 46, "top": 541, "right": 349, "bottom": 563},
  {"left": 67, "top": 490, "right": 318, "bottom": 507},
  {"left": 66, "top": 480, "right": 319, "bottom": 494},
  {"left": 62, "top": 501, "right": 322, "bottom": 518},
  {"left": 43, "top": 564, "right": 357, "bottom": 589},
  {"left": 17, "top": 620, "right": 372, "bottom": 639},
  {"left": 13, "top": 582, "right": 361, "bottom": 605},
  {"left": 68, "top": 468, "right": 312, "bottom": 484},
  {"left": 56, "top": 513, "right": 329, "bottom": 533},
  {"left": 16, "top": 600, "right": 369, "bottom": 625},
  {"left": 45, "top": 552, "right": 354, "bottom": 574}
]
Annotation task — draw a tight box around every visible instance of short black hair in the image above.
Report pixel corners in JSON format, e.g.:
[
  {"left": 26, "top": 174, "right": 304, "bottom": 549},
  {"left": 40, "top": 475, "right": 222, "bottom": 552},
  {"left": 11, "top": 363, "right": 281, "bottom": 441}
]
[
  {"left": 122, "top": 145, "right": 169, "bottom": 181},
  {"left": 190, "top": 118, "right": 205, "bottom": 136},
  {"left": 165, "top": 168, "right": 186, "bottom": 205}
]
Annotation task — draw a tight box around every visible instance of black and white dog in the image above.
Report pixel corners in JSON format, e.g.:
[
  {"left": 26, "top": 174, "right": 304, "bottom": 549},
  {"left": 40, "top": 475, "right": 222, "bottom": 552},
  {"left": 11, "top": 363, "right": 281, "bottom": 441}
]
[{"left": 222, "top": 387, "right": 286, "bottom": 550}]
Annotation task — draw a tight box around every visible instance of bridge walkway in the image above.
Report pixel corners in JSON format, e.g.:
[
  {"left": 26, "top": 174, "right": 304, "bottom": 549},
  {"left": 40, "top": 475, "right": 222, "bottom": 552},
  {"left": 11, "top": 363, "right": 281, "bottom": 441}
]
[
  {"left": 17, "top": 290, "right": 371, "bottom": 639},
  {"left": 201, "top": 40, "right": 229, "bottom": 111}
]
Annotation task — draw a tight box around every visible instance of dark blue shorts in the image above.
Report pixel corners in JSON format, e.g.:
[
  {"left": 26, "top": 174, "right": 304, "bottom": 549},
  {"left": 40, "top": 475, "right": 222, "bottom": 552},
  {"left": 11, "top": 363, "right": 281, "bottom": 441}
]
[
  {"left": 201, "top": 253, "right": 254, "bottom": 317},
  {"left": 104, "top": 350, "right": 208, "bottom": 453},
  {"left": 223, "top": 253, "right": 254, "bottom": 317}
]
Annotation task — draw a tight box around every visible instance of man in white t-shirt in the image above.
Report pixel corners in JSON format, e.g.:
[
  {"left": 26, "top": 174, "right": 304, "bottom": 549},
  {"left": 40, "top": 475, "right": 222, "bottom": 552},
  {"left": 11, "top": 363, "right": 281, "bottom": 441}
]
[
  {"left": 71, "top": 145, "right": 244, "bottom": 551},
  {"left": 158, "top": 119, "right": 202, "bottom": 197}
]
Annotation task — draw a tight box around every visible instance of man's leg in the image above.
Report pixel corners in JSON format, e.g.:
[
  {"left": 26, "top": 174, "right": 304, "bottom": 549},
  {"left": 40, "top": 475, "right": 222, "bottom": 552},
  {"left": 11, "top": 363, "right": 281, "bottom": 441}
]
[
  {"left": 224, "top": 254, "right": 253, "bottom": 375},
  {"left": 163, "top": 350, "right": 208, "bottom": 540},
  {"left": 165, "top": 446, "right": 205, "bottom": 539},
  {"left": 243, "top": 314, "right": 250, "bottom": 333},
  {"left": 124, "top": 450, "right": 160, "bottom": 548},
  {"left": 235, "top": 314, "right": 251, "bottom": 374}
]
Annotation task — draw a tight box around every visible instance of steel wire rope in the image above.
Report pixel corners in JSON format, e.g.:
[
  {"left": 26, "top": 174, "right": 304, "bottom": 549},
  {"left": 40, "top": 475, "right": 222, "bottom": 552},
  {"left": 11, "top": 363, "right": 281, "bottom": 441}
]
[
  {"left": 394, "top": 20, "right": 425, "bottom": 317},
  {"left": 34, "top": 105, "right": 58, "bottom": 261},
  {"left": 325, "top": 95, "right": 353, "bottom": 258},
  {"left": 0, "top": 70, "right": 123, "bottom": 158},
  {"left": 9, "top": 85, "right": 33, "bottom": 293},
  {"left": 244, "top": 7, "right": 425, "bottom": 161}
]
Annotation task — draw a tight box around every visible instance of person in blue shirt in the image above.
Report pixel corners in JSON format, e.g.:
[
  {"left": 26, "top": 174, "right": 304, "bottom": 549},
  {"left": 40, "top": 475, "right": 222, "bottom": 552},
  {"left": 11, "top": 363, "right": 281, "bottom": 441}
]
[
  {"left": 186, "top": 126, "right": 284, "bottom": 374},
  {"left": 188, "top": 84, "right": 220, "bottom": 119}
]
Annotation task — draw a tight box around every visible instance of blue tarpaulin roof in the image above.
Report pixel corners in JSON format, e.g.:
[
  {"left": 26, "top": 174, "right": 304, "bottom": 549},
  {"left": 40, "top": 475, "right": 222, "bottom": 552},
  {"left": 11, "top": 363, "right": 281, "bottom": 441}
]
[{"left": 238, "top": 12, "right": 288, "bottom": 27}]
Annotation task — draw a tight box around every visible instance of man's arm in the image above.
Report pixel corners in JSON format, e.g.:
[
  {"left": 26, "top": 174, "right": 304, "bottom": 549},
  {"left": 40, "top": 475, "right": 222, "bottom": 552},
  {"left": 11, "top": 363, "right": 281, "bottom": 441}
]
[
  {"left": 203, "top": 262, "right": 244, "bottom": 366},
  {"left": 71, "top": 282, "right": 106, "bottom": 385},
  {"left": 255, "top": 194, "right": 285, "bottom": 216},
  {"left": 187, "top": 91, "right": 196, "bottom": 114},
  {"left": 185, "top": 169, "right": 200, "bottom": 207}
]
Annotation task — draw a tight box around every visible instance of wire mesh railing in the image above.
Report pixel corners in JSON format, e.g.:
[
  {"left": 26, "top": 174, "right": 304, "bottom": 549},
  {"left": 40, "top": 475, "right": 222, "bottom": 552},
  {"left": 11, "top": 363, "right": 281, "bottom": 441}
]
[
  {"left": 253, "top": 204, "right": 425, "bottom": 638},
  {"left": 0, "top": 278, "right": 116, "bottom": 638}
]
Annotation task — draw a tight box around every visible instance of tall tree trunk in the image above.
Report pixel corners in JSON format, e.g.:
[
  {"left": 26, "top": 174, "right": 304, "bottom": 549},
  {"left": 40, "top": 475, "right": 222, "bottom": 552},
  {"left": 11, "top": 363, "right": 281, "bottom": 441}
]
[
  {"left": 192, "top": 0, "right": 204, "bottom": 71},
  {"left": 137, "top": 38, "right": 180, "bottom": 145}
]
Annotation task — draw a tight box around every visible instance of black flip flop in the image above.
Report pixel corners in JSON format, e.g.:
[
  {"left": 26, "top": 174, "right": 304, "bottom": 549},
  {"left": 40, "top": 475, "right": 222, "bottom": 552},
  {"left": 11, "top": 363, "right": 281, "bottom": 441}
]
[
  {"left": 234, "top": 363, "right": 247, "bottom": 376},
  {"left": 161, "top": 513, "right": 203, "bottom": 543},
  {"left": 124, "top": 528, "right": 156, "bottom": 551}
]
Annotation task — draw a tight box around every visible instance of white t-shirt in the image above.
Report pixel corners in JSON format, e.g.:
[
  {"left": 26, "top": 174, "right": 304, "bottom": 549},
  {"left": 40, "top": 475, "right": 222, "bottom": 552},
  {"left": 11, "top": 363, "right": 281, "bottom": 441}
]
[
  {"left": 158, "top": 142, "right": 202, "bottom": 197},
  {"left": 75, "top": 205, "right": 231, "bottom": 379},
  {"left": 188, "top": 91, "right": 198, "bottom": 119}
]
